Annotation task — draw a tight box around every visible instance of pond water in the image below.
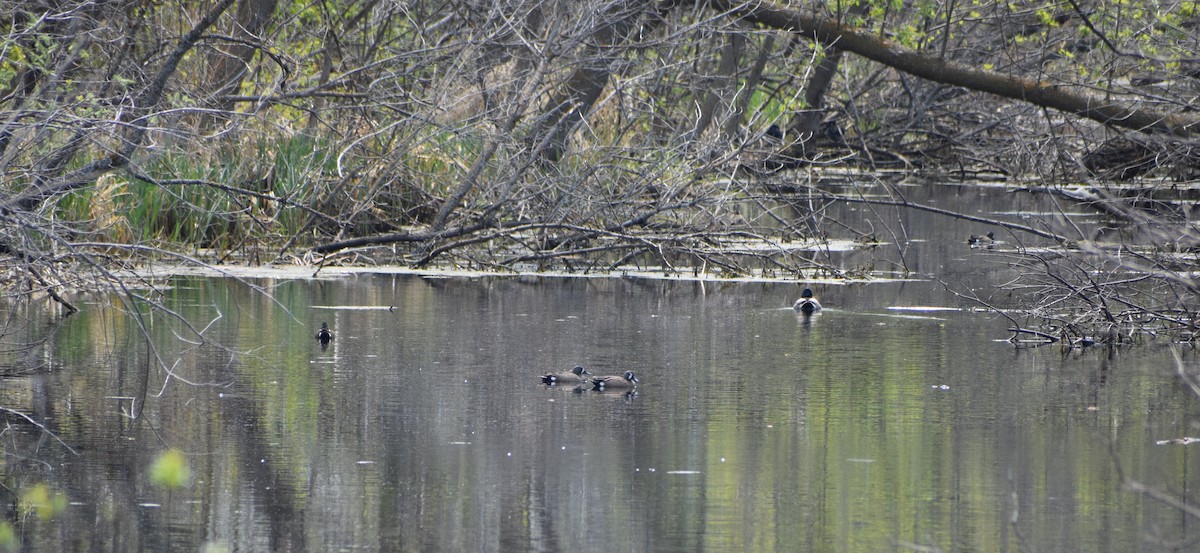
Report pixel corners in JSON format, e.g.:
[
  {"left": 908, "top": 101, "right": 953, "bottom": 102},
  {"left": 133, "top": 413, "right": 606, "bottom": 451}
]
[{"left": 2, "top": 184, "right": 1199, "bottom": 552}]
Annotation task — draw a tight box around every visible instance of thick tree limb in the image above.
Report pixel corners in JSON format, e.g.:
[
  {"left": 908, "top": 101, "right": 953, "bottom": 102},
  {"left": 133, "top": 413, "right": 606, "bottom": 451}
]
[
  {"left": 711, "top": 1, "right": 1200, "bottom": 136},
  {"left": 312, "top": 220, "right": 497, "bottom": 254},
  {"left": 529, "top": 2, "right": 649, "bottom": 162},
  {"left": 0, "top": 0, "right": 237, "bottom": 214}
]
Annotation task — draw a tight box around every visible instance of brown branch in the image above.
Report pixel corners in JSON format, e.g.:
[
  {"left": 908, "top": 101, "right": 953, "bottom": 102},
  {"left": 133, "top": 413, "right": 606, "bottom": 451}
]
[
  {"left": 708, "top": 0, "right": 1200, "bottom": 136},
  {"left": 1007, "top": 326, "right": 1059, "bottom": 343},
  {"left": 127, "top": 172, "right": 341, "bottom": 227},
  {"left": 312, "top": 220, "right": 496, "bottom": 254},
  {"left": 28, "top": 266, "right": 78, "bottom": 315},
  {"left": 0, "top": 0, "right": 238, "bottom": 214},
  {"left": 817, "top": 190, "right": 1070, "bottom": 242}
]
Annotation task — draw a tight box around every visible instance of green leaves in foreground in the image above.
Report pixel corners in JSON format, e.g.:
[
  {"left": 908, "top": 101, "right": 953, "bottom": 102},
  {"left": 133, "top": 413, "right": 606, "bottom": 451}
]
[
  {"left": 150, "top": 449, "right": 191, "bottom": 489},
  {"left": 0, "top": 521, "right": 13, "bottom": 551},
  {"left": 19, "top": 483, "right": 67, "bottom": 519}
]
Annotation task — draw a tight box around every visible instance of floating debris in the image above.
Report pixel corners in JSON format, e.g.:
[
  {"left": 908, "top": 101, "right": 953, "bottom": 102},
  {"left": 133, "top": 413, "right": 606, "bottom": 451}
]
[{"left": 1156, "top": 437, "right": 1200, "bottom": 445}]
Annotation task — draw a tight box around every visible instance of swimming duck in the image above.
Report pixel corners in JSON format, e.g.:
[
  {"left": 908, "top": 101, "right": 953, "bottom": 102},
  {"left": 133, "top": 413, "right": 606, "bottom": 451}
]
[
  {"left": 315, "top": 322, "right": 333, "bottom": 342},
  {"left": 592, "top": 371, "right": 639, "bottom": 390},
  {"left": 541, "top": 365, "right": 592, "bottom": 385},
  {"left": 792, "top": 288, "right": 822, "bottom": 314},
  {"left": 967, "top": 232, "right": 996, "bottom": 248}
]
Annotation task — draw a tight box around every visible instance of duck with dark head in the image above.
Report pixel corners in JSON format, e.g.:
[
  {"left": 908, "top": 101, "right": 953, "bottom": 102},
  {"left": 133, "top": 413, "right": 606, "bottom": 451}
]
[
  {"left": 315, "top": 322, "right": 333, "bottom": 343},
  {"left": 967, "top": 232, "right": 996, "bottom": 248},
  {"left": 793, "top": 288, "right": 822, "bottom": 314}
]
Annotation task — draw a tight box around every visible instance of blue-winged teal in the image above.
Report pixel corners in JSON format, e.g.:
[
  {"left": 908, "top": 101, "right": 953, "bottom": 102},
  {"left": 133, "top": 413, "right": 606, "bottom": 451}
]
[
  {"left": 792, "top": 288, "right": 822, "bottom": 314},
  {"left": 542, "top": 365, "right": 592, "bottom": 385},
  {"left": 592, "top": 370, "right": 639, "bottom": 390},
  {"left": 967, "top": 232, "right": 996, "bottom": 248},
  {"left": 315, "top": 322, "right": 333, "bottom": 342}
]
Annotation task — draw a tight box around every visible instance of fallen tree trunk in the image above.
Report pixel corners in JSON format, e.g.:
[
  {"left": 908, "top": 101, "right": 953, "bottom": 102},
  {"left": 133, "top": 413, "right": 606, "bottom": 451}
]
[{"left": 708, "top": 1, "right": 1200, "bottom": 137}]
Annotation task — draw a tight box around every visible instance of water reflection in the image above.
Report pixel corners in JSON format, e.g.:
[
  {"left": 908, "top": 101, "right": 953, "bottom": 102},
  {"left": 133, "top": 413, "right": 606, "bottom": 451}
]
[
  {"left": 0, "top": 273, "right": 1196, "bottom": 552},
  {"left": 0, "top": 182, "right": 1197, "bottom": 551}
]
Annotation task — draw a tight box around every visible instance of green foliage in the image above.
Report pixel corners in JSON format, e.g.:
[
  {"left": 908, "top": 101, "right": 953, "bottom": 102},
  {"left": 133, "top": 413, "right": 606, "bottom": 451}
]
[
  {"left": 895, "top": 24, "right": 922, "bottom": 47},
  {"left": 0, "top": 522, "right": 14, "bottom": 552},
  {"left": 259, "top": 134, "right": 339, "bottom": 231},
  {"left": 404, "top": 129, "right": 485, "bottom": 194},
  {"left": 744, "top": 88, "right": 792, "bottom": 125},
  {"left": 19, "top": 483, "right": 67, "bottom": 520},
  {"left": 11, "top": 0, "right": 1200, "bottom": 261},
  {"left": 1035, "top": 9, "right": 1058, "bottom": 26},
  {"left": 150, "top": 449, "right": 191, "bottom": 489},
  {"left": 55, "top": 133, "right": 346, "bottom": 251},
  {"left": 0, "top": 38, "right": 25, "bottom": 87},
  {"left": 130, "top": 153, "right": 241, "bottom": 247}
]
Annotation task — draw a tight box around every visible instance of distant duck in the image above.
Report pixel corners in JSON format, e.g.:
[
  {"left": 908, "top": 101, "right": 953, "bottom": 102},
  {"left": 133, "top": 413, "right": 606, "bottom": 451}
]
[
  {"left": 792, "top": 288, "right": 822, "bottom": 314},
  {"left": 541, "top": 365, "right": 592, "bottom": 385},
  {"left": 967, "top": 232, "right": 996, "bottom": 248},
  {"left": 315, "top": 322, "right": 333, "bottom": 342},
  {"left": 592, "top": 371, "right": 639, "bottom": 390}
]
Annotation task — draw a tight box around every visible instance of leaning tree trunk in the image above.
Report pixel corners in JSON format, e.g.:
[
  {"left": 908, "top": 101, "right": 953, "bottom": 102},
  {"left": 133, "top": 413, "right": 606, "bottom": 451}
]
[
  {"left": 205, "top": 0, "right": 280, "bottom": 122},
  {"left": 687, "top": 30, "right": 745, "bottom": 146},
  {"left": 783, "top": 44, "right": 845, "bottom": 162},
  {"left": 527, "top": 1, "right": 648, "bottom": 163},
  {"left": 708, "top": 0, "right": 1200, "bottom": 137},
  {"left": 779, "top": 1, "right": 869, "bottom": 164}
]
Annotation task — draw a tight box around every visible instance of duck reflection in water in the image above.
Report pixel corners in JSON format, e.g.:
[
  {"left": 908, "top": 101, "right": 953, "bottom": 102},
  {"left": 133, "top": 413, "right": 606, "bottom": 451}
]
[{"left": 581, "top": 384, "right": 637, "bottom": 401}]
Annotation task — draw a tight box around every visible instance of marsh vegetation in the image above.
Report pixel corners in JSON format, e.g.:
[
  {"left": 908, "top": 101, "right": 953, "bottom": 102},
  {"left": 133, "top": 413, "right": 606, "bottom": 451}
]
[{"left": 2, "top": 0, "right": 1199, "bottom": 342}]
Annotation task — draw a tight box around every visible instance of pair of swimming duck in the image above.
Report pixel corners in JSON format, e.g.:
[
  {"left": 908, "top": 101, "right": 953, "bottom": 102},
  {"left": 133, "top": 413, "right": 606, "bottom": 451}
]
[
  {"left": 541, "top": 366, "right": 640, "bottom": 390},
  {"left": 967, "top": 232, "right": 1004, "bottom": 249}
]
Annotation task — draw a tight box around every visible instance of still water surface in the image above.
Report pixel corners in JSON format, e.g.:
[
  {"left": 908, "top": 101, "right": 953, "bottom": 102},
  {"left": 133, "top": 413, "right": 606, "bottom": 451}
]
[
  {"left": 2, "top": 273, "right": 1198, "bottom": 552},
  {"left": 2, "top": 181, "right": 1199, "bottom": 551}
]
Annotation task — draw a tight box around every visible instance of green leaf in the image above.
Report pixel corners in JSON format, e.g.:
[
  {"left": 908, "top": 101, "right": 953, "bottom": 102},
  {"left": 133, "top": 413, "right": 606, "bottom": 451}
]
[{"left": 150, "top": 449, "right": 192, "bottom": 489}]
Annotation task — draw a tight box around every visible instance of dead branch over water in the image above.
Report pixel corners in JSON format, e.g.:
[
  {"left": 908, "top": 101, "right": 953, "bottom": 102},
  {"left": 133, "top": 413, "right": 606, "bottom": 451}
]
[{"left": 0, "top": 0, "right": 1197, "bottom": 342}]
